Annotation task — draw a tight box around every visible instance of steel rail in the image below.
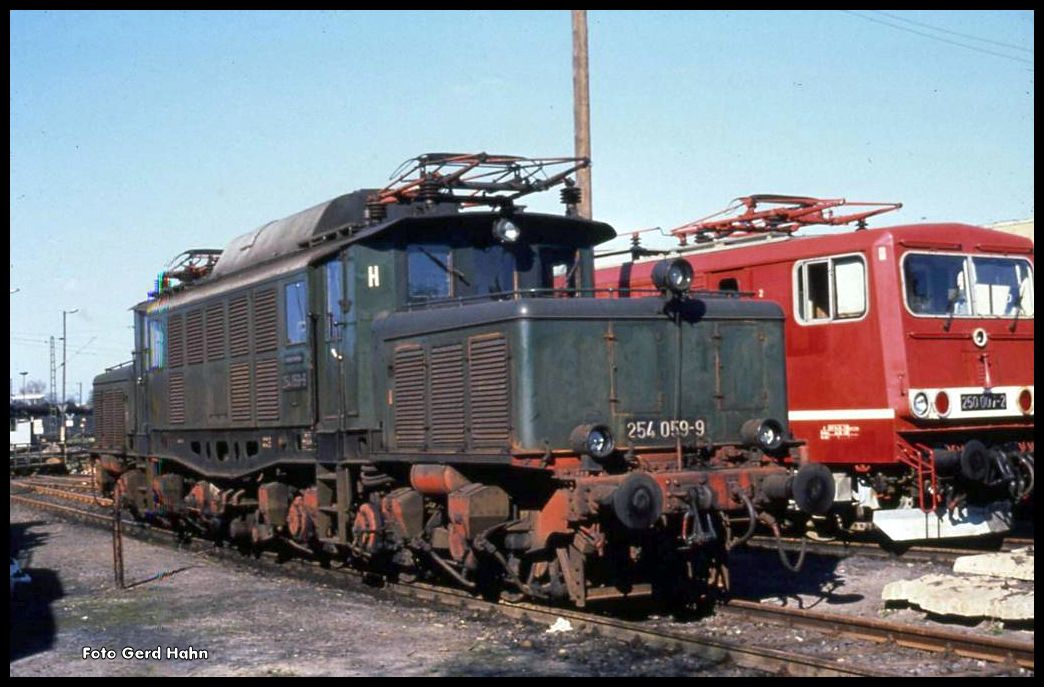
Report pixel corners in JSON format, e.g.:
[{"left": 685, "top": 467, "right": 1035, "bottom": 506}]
[
  {"left": 13, "top": 476, "right": 95, "bottom": 486},
  {"left": 12, "top": 482, "right": 112, "bottom": 507},
  {"left": 721, "top": 599, "right": 1033, "bottom": 670},
  {"left": 401, "top": 583, "right": 892, "bottom": 677},
  {"left": 743, "top": 534, "right": 1033, "bottom": 565}
]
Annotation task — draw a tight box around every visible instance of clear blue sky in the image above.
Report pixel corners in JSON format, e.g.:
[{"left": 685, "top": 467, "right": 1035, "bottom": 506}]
[{"left": 10, "top": 10, "right": 1034, "bottom": 402}]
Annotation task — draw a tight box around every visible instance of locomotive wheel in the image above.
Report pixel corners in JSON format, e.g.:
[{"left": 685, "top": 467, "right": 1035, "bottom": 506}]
[
  {"left": 351, "top": 503, "right": 381, "bottom": 557},
  {"left": 500, "top": 590, "right": 525, "bottom": 603},
  {"left": 93, "top": 465, "right": 115, "bottom": 497},
  {"left": 1012, "top": 453, "right": 1034, "bottom": 500},
  {"left": 287, "top": 495, "right": 315, "bottom": 542}
]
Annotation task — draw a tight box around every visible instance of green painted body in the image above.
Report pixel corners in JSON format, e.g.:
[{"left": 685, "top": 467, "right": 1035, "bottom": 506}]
[
  {"left": 374, "top": 295, "right": 788, "bottom": 458},
  {"left": 93, "top": 199, "right": 789, "bottom": 478}
]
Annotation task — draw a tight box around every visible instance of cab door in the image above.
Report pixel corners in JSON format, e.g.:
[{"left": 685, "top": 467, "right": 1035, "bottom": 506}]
[
  {"left": 316, "top": 256, "right": 347, "bottom": 432},
  {"left": 134, "top": 308, "right": 150, "bottom": 451}
]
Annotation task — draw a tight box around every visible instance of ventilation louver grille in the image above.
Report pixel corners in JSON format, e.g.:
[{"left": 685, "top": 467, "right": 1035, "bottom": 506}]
[
  {"left": 94, "top": 387, "right": 109, "bottom": 448},
  {"left": 393, "top": 346, "right": 426, "bottom": 447},
  {"left": 168, "top": 315, "right": 184, "bottom": 368},
  {"left": 229, "top": 362, "right": 252, "bottom": 422},
  {"left": 469, "top": 335, "right": 510, "bottom": 445},
  {"left": 205, "top": 303, "right": 225, "bottom": 361},
  {"left": 254, "top": 288, "right": 278, "bottom": 353},
  {"left": 168, "top": 372, "right": 185, "bottom": 424},
  {"left": 106, "top": 391, "right": 116, "bottom": 448},
  {"left": 430, "top": 344, "right": 465, "bottom": 446},
  {"left": 228, "top": 295, "right": 250, "bottom": 357},
  {"left": 255, "top": 358, "right": 280, "bottom": 422},
  {"left": 105, "top": 389, "right": 126, "bottom": 447},
  {"left": 112, "top": 390, "right": 126, "bottom": 444},
  {"left": 186, "top": 310, "right": 204, "bottom": 365}
]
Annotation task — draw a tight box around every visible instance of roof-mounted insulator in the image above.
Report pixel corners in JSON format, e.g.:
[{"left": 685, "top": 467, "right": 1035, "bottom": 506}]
[
  {"left": 417, "top": 178, "right": 442, "bottom": 205},
  {"left": 365, "top": 198, "right": 387, "bottom": 224},
  {"left": 560, "top": 181, "right": 582, "bottom": 216}
]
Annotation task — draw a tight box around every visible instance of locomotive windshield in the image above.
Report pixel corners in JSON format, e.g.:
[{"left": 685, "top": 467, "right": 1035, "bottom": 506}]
[
  {"left": 902, "top": 253, "right": 1034, "bottom": 318},
  {"left": 405, "top": 239, "right": 590, "bottom": 304}
]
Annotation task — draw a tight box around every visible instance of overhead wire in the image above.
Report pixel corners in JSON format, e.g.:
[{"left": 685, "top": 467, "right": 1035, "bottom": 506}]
[
  {"left": 871, "top": 10, "right": 1032, "bottom": 53},
  {"left": 840, "top": 10, "right": 1033, "bottom": 66}
]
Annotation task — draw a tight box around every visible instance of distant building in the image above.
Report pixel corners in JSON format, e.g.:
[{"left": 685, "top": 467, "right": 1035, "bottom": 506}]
[
  {"left": 989, "top": 218, "right": 1034, "bottom": 243},
  {"left": 9, "top": 393, "right": 45, "bottom": 403},
  {"left": 10, "top": 417, "right": 34, "bottom": 448},
  {"left": 9, "top": 401, "right": 93, "bottom": 448}
]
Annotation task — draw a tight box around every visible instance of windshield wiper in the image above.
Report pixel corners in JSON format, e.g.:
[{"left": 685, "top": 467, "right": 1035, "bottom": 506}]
[
  {"left": 1008, "top": 290, "right": 1023, "bottom": 333},
  {"left": 943, "top": 287, "right": 960, "bottom": 332},
  {"left": 419, "top": 247, "right": 470, "bottom": 286},
  {"left": 563, "top": 260, "right": 581, "bottom": 292}
]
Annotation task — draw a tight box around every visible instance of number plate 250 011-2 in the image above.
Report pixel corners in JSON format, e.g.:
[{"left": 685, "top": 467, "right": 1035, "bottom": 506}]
[
  {"left": 626, "top": 419, "right": 707, "bottom": 441},
  {"left": 960, "top": 392, "right": 1006, "bottom": 411}
]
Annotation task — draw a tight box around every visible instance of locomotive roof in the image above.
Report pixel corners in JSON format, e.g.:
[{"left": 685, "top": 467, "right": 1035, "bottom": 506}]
[
  {"left": 643, "top": 222, "right": 1034, "bottom": 271},
  {"left": 208, "top": 189, "right": 391, "bottom": 280},
  {"left": 142, "top": 203, "right": 615, "bottom": 312}
]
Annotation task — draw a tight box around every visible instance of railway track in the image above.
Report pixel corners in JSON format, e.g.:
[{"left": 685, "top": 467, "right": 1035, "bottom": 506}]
[
  {"left": 10, "top": 485, "right": 1033, "bottom": 676},
  {"left": 745, "top": 532, "right": 1033, "bottom": 566},
  {"left": 11, "top": 479, "right": 111, "bottom": 506},
  {"left": 719, "top": 599, "right": 1032, "bottom": 669},
  {"left": 17, "top": 475, "right": 97, "bottom": 490}
]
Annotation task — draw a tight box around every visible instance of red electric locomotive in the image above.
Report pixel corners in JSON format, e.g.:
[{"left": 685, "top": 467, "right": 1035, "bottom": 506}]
[{"left": 595, "top": 195, "right": 1034, "bottom": 542}]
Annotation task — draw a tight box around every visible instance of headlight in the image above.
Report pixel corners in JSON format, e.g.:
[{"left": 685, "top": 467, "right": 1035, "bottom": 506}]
[
  {"left": 740, "top": 418, "right": 785, "bottom": 453},
  {"left": 911, "top": 392, "right": 930, "bottom": 418},
  {"left": 571, "top": 423, "right": 615, "bottom": 460},
  {"left": 651, "top": 259, "right": 693, "bottom": 295},
  {"left": 492, "top": 217, "right": 520, "bottom": 243}
]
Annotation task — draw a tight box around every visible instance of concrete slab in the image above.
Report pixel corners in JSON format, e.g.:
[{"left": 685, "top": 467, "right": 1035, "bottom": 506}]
[
  {"left": 953, "top": 547, "right": 1034, "bottom": 582},
  {"left": 872, "top": 502, "right": 1012, "bottom": 542},
  {"left": 881, "top": 574, "right": 1033, "bottom": 622}
]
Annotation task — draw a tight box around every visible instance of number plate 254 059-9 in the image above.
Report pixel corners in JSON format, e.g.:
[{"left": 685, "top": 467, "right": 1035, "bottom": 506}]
[{"left": 626, "top": 419, "right": 706, "bottom": 440}]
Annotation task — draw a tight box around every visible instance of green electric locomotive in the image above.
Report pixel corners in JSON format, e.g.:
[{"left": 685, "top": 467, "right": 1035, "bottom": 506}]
[{"left": 91, "top": 154, "right": 832, "bottom": 607}]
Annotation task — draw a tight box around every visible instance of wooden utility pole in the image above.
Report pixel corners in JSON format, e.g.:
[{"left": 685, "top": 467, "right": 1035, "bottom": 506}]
[{"left": 572, "top": 10, "right": 592, "bottom": 219}]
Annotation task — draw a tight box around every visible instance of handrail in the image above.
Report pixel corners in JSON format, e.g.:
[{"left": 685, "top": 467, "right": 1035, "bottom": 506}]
[{"left": 398, "top": 287, "right": 751, "bottom": 312}]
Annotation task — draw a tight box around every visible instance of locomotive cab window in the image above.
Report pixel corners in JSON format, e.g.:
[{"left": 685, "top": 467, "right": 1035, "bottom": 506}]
[
  {"left": 407, "top": 244, "right": 454, "bottom": 302},
  {"left": 148, "top": 318, "right": 166, "bottom": 369},
  {"left": 794, "top": 254, "right": 867, "bottom": 324},
  {"left": 543, "top": 247, "right": 581, "bottom": 295},
  {"left": 972, "top": 256, "right": 1034, "bottom": 317},
  {"left": 903, "top": 252, "right": 1033, "bottom": 318},
  {"left": 285, "top": 280, "right": 308, "bottom": 345},
  {"left": 471, "top": 244, "right": 516, "bottom": 297}
]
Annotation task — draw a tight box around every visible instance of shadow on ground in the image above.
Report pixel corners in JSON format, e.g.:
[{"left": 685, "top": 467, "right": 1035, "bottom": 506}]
[
  {"left": 10, "top": 521, "right": 64, "bottom": 662},
  {"left": 726, "top": 547, "right": 860, "bottom": 609}
]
